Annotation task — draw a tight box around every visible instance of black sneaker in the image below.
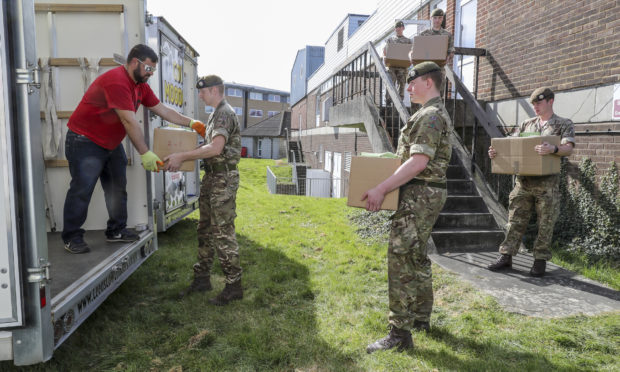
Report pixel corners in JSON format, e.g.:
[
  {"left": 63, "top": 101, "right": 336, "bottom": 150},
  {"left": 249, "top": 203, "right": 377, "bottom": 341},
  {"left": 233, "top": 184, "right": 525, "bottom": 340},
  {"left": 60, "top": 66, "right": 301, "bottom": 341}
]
[
  {"left": 64, "top": 237, "right": 91, "bottom": 254},
  {"left": 106, "top": 228, "right": 140, "bottom": 243}
]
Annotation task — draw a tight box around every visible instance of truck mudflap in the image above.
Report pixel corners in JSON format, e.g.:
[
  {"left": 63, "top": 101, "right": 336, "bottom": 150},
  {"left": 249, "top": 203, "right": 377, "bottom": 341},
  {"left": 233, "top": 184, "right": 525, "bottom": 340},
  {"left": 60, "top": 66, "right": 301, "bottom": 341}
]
[{"left": 50, "top": 234, "right": 156, "bottom": 347}]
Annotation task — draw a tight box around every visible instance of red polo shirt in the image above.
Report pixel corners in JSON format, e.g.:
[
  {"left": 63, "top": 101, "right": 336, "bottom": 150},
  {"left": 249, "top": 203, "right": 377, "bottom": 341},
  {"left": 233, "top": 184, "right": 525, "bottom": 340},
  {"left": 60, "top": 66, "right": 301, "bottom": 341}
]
[{"left": 67, "top": 66, "right": 160, "bottom": 150}]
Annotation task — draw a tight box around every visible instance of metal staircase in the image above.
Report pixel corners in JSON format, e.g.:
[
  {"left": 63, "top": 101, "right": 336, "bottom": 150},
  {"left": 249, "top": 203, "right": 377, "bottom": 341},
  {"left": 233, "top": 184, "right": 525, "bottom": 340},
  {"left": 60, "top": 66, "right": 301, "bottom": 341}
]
[{"left": 327, "top": 42, "right": 513, "bottom": 254}]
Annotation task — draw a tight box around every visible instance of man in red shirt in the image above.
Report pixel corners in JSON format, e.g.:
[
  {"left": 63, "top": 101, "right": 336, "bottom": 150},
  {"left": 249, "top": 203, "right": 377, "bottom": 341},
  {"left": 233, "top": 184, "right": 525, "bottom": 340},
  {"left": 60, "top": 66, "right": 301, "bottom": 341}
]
[{"left": 62, "top": 44, "right": 206, "bottom": 254}]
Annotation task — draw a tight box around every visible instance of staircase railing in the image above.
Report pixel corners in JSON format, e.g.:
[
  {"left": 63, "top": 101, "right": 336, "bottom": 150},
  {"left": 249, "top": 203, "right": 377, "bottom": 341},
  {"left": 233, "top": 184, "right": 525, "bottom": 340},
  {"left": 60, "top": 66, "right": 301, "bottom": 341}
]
[
  {"left": 327, "top": 42, "right": 512, "bottom": 209},
  {"left": 443, "top": 48, "right": 513, "bottom": 210},
  {"left": 331, "top": 42, "right": 410, "bottom": 149}
]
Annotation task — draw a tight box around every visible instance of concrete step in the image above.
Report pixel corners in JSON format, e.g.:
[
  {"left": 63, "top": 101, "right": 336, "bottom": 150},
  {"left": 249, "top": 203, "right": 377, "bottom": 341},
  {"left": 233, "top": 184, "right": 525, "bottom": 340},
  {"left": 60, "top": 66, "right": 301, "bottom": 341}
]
[
  {"left": 442, "top": 195, "right": 489, "bottom": 213},
  {"left": 447, "top": 165, "right": 468, "bottom": 179},
  {"left": 434, "top": 212, "right": 498, "bottom": 229},
  {"left": 431, "top": 228, "right": 505, "bottom": 252},
  {"left": 447, "top": 179, "right": 477, "bottom": 196}
]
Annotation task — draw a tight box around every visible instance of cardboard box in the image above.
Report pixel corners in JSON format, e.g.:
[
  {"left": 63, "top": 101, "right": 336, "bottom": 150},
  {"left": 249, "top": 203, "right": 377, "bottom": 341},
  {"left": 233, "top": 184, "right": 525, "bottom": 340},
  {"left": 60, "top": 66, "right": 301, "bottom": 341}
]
[
  {"left": 410, "top": 34, "right": 449, "bottom": 66},
  {"left": 384, "top": 43, "right": 412, "bottom": 68},
  {"left": 491, "top": 135, "right": 561, "bottom": 176},
  {"left": 153, "top": 127, "right": 198, "bottom": 172},
  {"left": 347, "top": 156, "right": 402, "bottom": 210}
]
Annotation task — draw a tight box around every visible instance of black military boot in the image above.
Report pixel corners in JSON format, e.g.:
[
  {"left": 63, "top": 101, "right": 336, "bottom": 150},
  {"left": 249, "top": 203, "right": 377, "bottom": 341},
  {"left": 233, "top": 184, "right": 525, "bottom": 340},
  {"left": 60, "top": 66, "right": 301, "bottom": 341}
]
[
  {"left": 208, "top": 280, "right": 243, "bottom": 306},
  {"left": 366, "top": 326, "right": 413, "bottom": 354},
  {"left": 487, "top": 254, "right": 512, "bottom": 271},
  {"left": 412, "top": 320, "right": 430, "bottom": 332},
  {"left": 178, "top": 275, "right": 212, "bottom": 299},
  {"left": 530, "top": 259, "right": 546, "bottom": 277}
]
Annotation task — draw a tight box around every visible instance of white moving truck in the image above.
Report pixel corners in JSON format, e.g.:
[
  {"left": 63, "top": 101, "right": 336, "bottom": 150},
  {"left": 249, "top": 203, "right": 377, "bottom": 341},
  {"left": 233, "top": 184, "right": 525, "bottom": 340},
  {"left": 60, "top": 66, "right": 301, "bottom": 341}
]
[{"left": 0, "top": 0, "right": 200, "bottom": 365}]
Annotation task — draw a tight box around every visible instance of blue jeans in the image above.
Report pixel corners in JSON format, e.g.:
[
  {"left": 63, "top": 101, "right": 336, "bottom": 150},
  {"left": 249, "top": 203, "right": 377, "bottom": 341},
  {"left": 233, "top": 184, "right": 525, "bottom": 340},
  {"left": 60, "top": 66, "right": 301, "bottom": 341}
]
[{"left": 62, "top": 130, "right": 128, "bottom": 243}]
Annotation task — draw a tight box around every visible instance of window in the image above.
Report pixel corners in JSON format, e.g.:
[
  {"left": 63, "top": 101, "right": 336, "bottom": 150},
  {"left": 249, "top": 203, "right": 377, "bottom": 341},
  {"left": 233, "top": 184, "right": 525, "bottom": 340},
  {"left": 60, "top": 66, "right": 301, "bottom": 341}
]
[
  {"left": 324, "top": 151, "right": 332, "bottom": 172},
  {"left": 204, "top": 106, "right": 214, "bottom": 114},
  {"left": 267, "top": 94, "right": 281, "bottom": 102},
  {"left": 227, "top": 88, "right": 242, "bottom": 97},
  {"left": 321, "top": 96, "right": 332, "bottom": 122},
  {"left": 249, "top": 92, "right": 263, "bottom": 100},
  {"left": 250, "top": 109, "right": 263, "bottom": 117},
  {"left": 268, "top": 111, "right": 279, "bottom": 118},
  {"left": 233, "top": 107, "right": 243, "bottom": 116},
  {"left": 344, "top": 152, "right": 352, "bottom": 172},
  {"left": 337, "top": 28, "right": 344, "bottom": 51}
]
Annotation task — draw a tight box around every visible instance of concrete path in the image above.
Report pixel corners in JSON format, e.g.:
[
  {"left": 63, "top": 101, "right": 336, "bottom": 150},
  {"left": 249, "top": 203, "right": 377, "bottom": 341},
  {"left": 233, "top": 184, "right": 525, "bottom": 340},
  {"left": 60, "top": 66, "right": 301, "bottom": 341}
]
[{"left": 429, "top": 248, "right": 620, "bottom": 318}]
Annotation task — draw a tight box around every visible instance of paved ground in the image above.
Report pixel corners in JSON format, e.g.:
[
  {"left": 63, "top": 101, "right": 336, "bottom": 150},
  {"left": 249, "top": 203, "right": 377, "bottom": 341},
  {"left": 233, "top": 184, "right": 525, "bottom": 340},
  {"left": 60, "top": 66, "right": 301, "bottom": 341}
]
[{"left": 429, "top": 245, "right": 620, "bottom": 318}]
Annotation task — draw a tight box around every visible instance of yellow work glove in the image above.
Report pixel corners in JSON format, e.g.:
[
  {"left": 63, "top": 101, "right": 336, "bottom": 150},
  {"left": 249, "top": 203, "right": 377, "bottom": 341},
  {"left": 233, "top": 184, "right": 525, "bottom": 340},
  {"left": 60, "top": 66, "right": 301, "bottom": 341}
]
[
  {"left": 190, "top": 119, "right": 206, "bottom": 138},
  {"left": 140, "top": 151, "right": 164, "bottom": 172}
]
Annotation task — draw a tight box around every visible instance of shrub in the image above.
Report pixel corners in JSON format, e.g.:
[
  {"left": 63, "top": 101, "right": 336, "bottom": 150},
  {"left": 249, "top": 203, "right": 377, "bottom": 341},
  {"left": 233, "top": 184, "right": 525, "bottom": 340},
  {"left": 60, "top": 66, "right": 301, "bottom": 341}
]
[{"left": 554, "top": 159, "right": 620, "bottom": 265}]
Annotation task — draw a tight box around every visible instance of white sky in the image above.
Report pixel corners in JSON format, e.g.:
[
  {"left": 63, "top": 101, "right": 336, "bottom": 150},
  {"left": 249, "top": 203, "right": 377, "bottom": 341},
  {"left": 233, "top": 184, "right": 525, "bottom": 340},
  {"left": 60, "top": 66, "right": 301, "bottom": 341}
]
[{"left": 146, "top": 0, "right": 379, "bottom": 92}]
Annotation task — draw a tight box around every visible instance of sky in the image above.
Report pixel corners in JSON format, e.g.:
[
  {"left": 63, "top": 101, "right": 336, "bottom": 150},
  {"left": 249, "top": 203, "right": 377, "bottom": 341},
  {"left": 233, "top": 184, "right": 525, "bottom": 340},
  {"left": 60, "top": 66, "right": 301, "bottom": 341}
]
[{"left": 146, "top": 0, "right": 379, "bottom": 93}]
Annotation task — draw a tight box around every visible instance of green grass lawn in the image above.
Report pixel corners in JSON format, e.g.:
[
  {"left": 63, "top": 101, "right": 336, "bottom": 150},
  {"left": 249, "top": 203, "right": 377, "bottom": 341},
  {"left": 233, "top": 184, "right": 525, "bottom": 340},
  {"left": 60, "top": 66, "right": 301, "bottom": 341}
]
[{"left": 4, "top": 159, "right": 619, "bottom": 371}]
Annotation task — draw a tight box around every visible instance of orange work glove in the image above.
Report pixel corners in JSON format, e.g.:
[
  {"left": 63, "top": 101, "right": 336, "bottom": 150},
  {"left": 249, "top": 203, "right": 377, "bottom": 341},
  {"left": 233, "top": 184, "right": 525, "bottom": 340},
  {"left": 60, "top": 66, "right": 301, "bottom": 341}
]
[{"left": 190, "top": 119, "right": 206, "bottom": 138}]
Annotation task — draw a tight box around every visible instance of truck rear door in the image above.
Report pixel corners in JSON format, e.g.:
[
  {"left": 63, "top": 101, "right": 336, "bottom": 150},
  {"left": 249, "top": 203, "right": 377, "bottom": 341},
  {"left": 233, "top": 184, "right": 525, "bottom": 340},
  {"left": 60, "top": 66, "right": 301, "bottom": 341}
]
[
  {"left": 0, "top": 0, "right": 24, "bottom": 332},
  {"left": 2, "top": 0, "right": 54, "bottom": 365}
]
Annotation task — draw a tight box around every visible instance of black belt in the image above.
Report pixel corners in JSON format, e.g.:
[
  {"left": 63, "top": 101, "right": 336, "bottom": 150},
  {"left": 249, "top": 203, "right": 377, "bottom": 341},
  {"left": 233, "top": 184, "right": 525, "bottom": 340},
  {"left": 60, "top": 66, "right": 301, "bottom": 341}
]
[
  {"left": 405, "top": 178, "right": 446, "bottom": 189},
  {"left": 202, "top": 163, "right": 237, "bottom": 173}
]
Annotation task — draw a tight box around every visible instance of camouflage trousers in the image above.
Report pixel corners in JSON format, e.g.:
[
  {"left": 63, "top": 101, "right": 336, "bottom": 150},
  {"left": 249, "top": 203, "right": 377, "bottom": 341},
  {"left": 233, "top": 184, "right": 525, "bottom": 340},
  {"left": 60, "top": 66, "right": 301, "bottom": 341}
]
[
  {"left": 388, "top": 67, "right": 407, "bottom": 101},
  {"left": 194, "top": 169, "right": 242, "bottom": 284},
  {"left": 499, "top": 175, "right": 560, "bottom": 260},
  {"left": 388, "top": 184, "right": 447, "bottom": 330}
]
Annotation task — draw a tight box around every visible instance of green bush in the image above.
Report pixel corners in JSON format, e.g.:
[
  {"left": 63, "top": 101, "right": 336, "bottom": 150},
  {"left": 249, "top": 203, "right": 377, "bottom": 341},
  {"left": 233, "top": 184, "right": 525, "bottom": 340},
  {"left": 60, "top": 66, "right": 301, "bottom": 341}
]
[{"left": 554, "top": 159, "right": 620, "bottom": 265}]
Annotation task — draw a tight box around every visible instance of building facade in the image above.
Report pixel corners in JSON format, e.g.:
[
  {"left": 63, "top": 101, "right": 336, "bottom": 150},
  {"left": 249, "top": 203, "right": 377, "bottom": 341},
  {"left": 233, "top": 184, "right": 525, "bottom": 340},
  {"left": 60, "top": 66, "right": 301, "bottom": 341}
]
[
  {"left": 290, "top": 0, "right": 619, "bottom": 195},
  {"left": 198, "top": 82, "right": 290, "bottom": 131}
]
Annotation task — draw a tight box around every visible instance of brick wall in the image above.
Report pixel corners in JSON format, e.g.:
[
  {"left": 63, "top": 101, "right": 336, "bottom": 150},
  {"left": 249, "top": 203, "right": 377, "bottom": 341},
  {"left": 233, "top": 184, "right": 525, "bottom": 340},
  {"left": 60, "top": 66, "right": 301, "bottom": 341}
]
[
  {"left": 291, "top": 98, "right": 307, "bottom": 131},
  {"left": 571, "top": 123, "right": 620, "bottom": 174},
  {"left": 299, "top": 132, "right": 373, "bottom": 170},
  {"left": 477, "top": 0, "right": 620, "bottom": 102}
]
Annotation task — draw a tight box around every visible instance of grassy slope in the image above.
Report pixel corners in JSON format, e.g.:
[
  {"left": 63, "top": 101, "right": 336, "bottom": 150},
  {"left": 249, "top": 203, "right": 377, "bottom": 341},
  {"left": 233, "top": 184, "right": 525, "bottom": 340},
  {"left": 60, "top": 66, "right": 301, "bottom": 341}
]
[{"left": 3, "top": 159, "right": 618, "bottom": 372}]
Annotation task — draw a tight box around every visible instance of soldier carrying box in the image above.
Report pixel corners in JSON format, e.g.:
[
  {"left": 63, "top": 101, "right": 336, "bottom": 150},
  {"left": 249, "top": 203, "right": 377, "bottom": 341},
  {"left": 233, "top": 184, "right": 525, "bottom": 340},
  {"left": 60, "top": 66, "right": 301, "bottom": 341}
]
[
  {"left": 409, "top": 8, "right": 454, "bottom": 66},
  {"left": 487, "top": 87, "right": 575, "bottom": 277}
]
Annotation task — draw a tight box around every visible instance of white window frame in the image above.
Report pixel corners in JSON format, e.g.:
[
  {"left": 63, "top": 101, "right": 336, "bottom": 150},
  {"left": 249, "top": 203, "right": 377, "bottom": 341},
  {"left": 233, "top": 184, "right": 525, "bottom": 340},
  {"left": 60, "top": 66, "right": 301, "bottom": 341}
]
[
  {"left": 267, "top": 94, "right": 281, "bottom": 102},
  {"left": 233, "top": 107, "right": 243, "bottom": 116},
  {"left": 249, "top": 92, "right": 263, "bottom": 101},
  {"left": 324, "top": 151, "right": 332, "bottom": 172},
  {"left": 268, "top": 111, "right": 279, "bottom": 118},
  {"left": 227, "top": 88, "right": 242, "bottom": 97},
  {"left": 249, "top": 109, "right": 263, "bottom": 118}
]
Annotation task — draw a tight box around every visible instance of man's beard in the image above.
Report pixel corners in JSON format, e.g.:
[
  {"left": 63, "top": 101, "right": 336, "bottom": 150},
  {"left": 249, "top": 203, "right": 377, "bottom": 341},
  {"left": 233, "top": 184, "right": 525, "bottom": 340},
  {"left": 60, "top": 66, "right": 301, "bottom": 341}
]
[{"left": 133, "top": 69, "right": 149, "bottom": 83}]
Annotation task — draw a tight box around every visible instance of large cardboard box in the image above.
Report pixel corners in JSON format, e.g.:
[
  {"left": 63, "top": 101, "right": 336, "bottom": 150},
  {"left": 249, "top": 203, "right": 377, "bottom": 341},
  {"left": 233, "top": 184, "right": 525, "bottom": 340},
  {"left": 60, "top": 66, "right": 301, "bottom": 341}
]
[
  {"left": 410, "top": 34, "right": 449, "bottom": 66},
  {"left": 347, "top": 156, "right": 401, "bottom": 210},
  {"left": 491, "top": 135, "right": 561, "bottom": 176},
  {"left": 384, "top": 42, "right": 412, "bottom": 68},
  {"left": 153, "top": 127, "right": 198, "bottom": 172}
]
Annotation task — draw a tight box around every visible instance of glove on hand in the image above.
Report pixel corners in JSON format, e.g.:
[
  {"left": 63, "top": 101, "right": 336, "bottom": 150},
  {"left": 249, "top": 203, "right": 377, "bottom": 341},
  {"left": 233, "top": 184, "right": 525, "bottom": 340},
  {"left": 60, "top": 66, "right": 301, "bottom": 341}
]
[
  {"left": 140, "top": 151, "right": 164, "bottom": 172},
  {"left": 190, "top": 119, "right": 206, "bottom": 138}
]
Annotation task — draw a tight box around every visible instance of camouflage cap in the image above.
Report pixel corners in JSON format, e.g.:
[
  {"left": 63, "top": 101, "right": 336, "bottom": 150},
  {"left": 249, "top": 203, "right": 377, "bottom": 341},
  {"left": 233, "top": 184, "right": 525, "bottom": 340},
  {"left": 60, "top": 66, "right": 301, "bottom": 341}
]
[
  {"left": 196, "top": 75, "right": 223, "bottom": 89},
  {"left": 395, "top": 20, "right": 404, "bottom": 28},
  {"left": 431, "top": 8, "right": 445, "bottom": 17},
  {"left": 530, "top": 87, "right": 554, "bottom": 103},
  {"left": 407, "top": 61, "right": 441, "bottom": 83}
]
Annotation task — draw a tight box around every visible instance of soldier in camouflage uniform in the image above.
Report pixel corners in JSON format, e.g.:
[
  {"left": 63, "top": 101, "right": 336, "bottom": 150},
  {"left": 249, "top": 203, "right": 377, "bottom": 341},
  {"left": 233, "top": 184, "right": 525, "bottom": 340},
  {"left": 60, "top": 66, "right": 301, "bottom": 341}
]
[
  {"left": 363, "top": 62, "right": 452, "bottom": 353},
  {"left": 164, "top": 75, "right": 243, "bottom": 305},
  {"left": 383, "top": 20, "right": 412, "bottom": 101},
  {"left": 409, "top": 8, "right": 455, "bottom": 65},
  {"left": 487, "top": 87, "right": 575, "bottom": 277}
]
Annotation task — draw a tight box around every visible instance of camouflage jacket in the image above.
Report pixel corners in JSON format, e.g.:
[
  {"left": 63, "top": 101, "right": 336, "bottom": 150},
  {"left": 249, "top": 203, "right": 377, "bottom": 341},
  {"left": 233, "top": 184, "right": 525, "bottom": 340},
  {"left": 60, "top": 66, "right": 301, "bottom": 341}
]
[
  {"left": 386, "top": 35, "right": 412, "bottom": 44},
  {"left": 396, "top": 96, "right": 453, "bottom": 183},
  {"left": 515, "top": 113, "right": 576, "bottom": 145},
  {"left": 418, "top": 28, "right": 454, "bottom": 53},
  {"left": 204, "top": 99, "right": 241, "bottom": 166}
]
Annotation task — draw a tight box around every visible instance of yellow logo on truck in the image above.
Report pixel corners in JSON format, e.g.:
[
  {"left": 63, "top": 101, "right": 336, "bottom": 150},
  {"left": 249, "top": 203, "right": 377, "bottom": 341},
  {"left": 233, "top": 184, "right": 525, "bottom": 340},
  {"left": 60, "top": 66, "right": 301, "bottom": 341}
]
[{"left": 162, "top": 40, "right": 184, "bottom": 111}]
